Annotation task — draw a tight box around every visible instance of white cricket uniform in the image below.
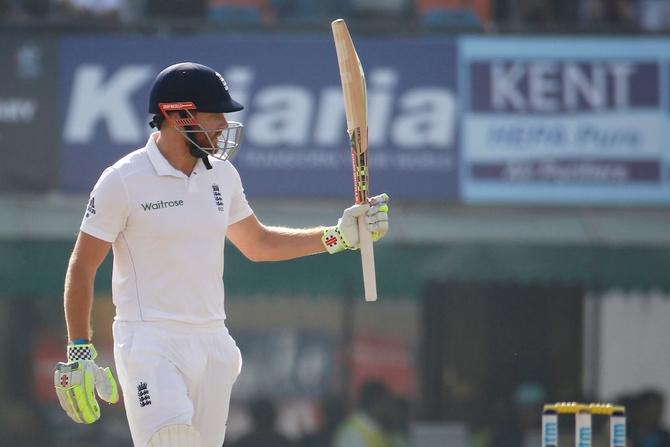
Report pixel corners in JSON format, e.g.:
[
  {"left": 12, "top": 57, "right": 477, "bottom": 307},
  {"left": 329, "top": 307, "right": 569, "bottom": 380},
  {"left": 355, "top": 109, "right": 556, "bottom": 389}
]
[{"left": 80, "top": 133, "right": 253, "bottom": 446}]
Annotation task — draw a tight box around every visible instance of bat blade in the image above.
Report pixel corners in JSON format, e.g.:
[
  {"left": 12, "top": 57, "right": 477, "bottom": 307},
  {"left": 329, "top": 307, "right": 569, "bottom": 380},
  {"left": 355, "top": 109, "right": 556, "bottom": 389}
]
[{"left": 332, "top": 18, "right": 377, "bottom": 302}]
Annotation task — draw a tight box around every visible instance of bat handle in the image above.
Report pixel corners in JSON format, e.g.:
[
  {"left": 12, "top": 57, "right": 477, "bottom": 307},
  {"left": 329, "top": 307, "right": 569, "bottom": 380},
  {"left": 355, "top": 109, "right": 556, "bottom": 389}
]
[{"left": 357, "top": 216, "right": 377, "bottom": 301}]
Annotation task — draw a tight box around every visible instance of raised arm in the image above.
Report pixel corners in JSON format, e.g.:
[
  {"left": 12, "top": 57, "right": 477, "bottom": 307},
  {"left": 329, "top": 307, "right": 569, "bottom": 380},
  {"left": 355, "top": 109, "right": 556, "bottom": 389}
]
[
  {"left": 226, "top": 213, "right": 326, "bottom": 262},
  {"left": 226, "top": 193, "right": 389, "bottom": 262}
]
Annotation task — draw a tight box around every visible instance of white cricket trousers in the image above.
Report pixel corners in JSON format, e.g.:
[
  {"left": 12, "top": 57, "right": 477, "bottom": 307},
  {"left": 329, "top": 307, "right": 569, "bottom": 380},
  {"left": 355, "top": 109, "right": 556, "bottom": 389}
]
[{"left": 113, "top": 320, "right": 242, "bottom": 447}]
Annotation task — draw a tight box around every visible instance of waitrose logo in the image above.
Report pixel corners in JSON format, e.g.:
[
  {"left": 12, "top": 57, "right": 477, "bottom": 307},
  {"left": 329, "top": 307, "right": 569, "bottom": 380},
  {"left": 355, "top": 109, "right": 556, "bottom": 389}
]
[{"left": 141, "top": 199, "right": 184, "bottom": 211}]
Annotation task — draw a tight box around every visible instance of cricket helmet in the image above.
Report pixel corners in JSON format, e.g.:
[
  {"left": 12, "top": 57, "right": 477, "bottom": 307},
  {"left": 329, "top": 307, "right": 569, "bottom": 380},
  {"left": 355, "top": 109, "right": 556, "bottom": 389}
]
[
  {"left": 148, "top": 62, "right": 243, "bottom": 114},
  {"left": 148, "top": 62, "right": 245, "bottom": 165}
]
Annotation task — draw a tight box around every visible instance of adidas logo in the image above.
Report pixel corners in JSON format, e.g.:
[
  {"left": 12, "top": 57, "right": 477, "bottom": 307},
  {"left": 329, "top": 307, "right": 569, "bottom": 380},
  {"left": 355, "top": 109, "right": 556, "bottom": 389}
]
[{"left": 85, "top": 197, "right": 96, "bottom": 218}]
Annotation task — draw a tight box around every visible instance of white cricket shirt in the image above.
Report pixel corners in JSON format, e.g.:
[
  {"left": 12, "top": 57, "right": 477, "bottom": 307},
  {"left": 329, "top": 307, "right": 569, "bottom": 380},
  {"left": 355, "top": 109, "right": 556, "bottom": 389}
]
[{"left": 80, "top": 133, "right": 253, "bottom": 324}]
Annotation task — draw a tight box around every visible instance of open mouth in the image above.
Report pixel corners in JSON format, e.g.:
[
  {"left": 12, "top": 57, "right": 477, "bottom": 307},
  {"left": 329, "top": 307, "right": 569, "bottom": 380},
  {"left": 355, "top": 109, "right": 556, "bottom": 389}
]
[
  {"left": 178, "top": 121, "right": 243, "bottom": 162},
  {"left": 200, "top": 133, "right": 221, "bottom": 150}
]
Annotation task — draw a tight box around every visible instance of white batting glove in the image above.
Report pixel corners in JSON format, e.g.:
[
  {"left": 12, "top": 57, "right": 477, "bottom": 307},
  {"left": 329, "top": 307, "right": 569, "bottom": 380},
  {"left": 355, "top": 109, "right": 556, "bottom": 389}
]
[
  {"left": 322, "top": 193, "right": 389, "bottom": 254},
  {"left": 54, "top": 342, "right": 119, "bottom": 424}
]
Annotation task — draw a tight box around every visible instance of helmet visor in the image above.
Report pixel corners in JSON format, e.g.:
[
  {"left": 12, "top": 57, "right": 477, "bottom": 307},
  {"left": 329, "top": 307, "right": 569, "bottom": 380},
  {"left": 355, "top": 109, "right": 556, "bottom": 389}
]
[
  {"left": 179, "top": 122, "right": 244, "bottom": 162},
  {"left": 158, "top": 102, "right": 244, "bottom": 162}
]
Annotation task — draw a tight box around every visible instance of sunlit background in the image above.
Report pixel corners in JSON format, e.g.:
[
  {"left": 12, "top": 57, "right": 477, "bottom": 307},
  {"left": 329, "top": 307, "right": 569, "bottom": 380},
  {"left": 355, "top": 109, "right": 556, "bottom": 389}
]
[{"left": 1, "top": 1, "right": 670, "bottom": 446}]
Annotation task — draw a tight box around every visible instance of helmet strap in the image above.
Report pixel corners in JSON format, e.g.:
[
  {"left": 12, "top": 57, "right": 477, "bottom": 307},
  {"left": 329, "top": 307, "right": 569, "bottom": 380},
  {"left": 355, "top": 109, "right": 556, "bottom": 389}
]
[
  {"left": 179, "top": 111, "right": 213, "bottom": 170},
  {"left": 189, "top": 143, "right": 212, "bottom": 170}
]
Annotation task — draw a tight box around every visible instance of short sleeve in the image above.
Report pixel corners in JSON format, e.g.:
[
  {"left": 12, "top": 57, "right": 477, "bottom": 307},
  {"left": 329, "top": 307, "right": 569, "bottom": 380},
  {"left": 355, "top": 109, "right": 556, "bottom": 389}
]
[
  {"left": 227, "top": 164, "right": 253, "bottom": 225},
  {"left": 80, "top": 167, "right": 129, "bottom": 243}
]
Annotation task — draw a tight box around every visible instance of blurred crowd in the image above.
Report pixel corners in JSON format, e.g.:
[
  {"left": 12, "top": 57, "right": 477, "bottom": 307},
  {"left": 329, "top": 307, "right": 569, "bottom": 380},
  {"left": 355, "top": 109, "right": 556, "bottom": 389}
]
[
  {"left": 229, "top": 380, "right": 410, "bottom": 447},
  {"left": 227, "top": 382, "right": 670, "bottom": 447},
  {"left": 1, "top": 0, "right": 670, "bottom": 32},
  {"left": 1, "top": 377, "right": 669, "bottom": 446}
]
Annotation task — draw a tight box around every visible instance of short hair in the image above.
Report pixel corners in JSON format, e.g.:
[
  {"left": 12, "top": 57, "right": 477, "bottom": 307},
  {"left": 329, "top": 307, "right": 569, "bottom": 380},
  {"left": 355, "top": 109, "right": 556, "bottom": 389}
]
[{"left": 149, "top": 114, "right": 164, "bottom": 130}]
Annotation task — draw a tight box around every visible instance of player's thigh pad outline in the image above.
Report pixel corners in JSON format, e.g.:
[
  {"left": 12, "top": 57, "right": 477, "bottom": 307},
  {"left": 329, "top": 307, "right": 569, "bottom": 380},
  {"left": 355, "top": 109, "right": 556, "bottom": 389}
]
[{"left": 147, "top": 424, "right": 201, "bottom": 447}]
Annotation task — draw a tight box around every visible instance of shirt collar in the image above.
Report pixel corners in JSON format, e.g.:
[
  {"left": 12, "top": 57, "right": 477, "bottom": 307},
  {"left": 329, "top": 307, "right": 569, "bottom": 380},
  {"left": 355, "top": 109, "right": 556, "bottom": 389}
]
[{"left": 146, "top": 132, "right": 205, "bottom": 177}]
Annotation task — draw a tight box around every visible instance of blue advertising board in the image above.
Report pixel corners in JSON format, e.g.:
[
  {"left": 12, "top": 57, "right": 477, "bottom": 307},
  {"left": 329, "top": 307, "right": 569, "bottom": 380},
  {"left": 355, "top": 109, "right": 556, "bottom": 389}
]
[
  {"left": 459, "top": 37, "right": 670, "bottom": 204},
  {"left": 59, "top": 35, "right": 459, "bottom": 200},
  {"left": 0, "top": 37, "right": 60, "bottom": 193},
  {"left": 55, "top": 34, "right": 670, "bottom": 204}
]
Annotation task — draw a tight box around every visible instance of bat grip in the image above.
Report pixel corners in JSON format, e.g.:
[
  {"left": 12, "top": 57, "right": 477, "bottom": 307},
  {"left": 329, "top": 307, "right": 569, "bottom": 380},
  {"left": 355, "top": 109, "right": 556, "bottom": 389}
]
[{"left": 358, "top": 216, "right": 377, "bottom": 301}]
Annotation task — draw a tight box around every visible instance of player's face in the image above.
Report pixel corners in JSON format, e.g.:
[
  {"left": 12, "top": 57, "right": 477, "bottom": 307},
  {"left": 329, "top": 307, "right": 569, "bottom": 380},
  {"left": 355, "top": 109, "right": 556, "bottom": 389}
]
[{"left": 194, "top": 112, "right": 228, "bottom": 150}]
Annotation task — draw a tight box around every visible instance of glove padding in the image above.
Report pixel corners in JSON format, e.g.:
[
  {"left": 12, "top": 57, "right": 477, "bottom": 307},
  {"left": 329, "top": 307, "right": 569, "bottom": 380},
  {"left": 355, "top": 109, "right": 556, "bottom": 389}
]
[
  {"left": 54, "top": 342, "right": 119, "bottom": 424},
  {"left": 322, "top": 193, "right": 389, "bottom": 254}
]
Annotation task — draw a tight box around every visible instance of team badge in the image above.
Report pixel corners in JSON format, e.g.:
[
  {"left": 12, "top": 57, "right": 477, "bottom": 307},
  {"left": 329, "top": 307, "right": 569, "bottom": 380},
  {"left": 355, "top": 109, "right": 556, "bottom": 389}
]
[
  {"left": 137, "top": 382, "right": 151, "bottom": 407},
  {"left": 212, "top": 184, "right": 224, "bottom": 212}
]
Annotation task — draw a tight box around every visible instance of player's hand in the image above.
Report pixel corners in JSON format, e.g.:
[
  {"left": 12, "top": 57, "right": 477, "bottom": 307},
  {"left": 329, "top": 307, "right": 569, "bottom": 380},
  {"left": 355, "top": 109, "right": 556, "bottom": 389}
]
[
  {"left": 54, "top": 342, "right": 119, "bottom": 424},
  {"left": 322, "top": 193, "right": 389, "bottom": 254}
]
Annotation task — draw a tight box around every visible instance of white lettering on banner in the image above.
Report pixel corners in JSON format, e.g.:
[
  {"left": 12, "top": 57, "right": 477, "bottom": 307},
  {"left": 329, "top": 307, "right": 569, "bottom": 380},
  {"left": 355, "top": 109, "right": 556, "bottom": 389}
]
[
  {"left": 529, "top": 61, "right": 559, "bottom": 112},
  {"left": 502, "top": 162, "right": 630, "bottom": 183},
  {"left": 223, "top": 66, "right": 254, "bottom": 123},
  {"left": 314, "top": 87, "right": 345, "bottom": 146},
  {"left": 240, "top": 147, "right": 453, "bottom": 171},
  {"left": 368, "top": 68, "right": 398, "bottom": 146},
  {"left": 391, "top": 88, "right": 455, "bottom": 148},
  {"left": 0, "top": 98, "right": 37, "bottom": 123},
  {"left": 492, "top": 62, "right": 636, "bottom": 111},
  {"left": 63, "top": 64, "right": 456, "bottom": 152},
  {"left": 233, "top": 66, "right": 453, "bottom": 150},
  {"left": 564, "top": 63, "right": 606, "bottom": 110},
  {"left": 64, "top": 64, "right": 154, "bottom": 144},
  {"left": 492, "top": 62, "right": 525, "bottom": 110},
  {"left": 241, "top": 148, "right": 345, "bottom": 168},
  {"left": 610, "top": 63, "right": 635, "bottom": 108},
  {"left": 247, "top": 86, "right": 313, "bottom": 146}
]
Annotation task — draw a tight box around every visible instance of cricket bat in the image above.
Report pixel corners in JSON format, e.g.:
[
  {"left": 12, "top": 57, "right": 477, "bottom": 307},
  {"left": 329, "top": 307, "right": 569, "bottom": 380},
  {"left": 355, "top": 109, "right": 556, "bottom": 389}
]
[{"left": 331, "top": 18, "right": 377, "bottom": 302}]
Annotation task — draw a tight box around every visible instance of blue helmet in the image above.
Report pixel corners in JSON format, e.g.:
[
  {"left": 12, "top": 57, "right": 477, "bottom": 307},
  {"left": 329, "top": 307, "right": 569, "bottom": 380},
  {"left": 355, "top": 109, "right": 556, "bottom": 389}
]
[
  {"left": 148, "top": 62, "right": 245, "bottom": 166},
  {"left": 148, "top": 62, "right": 243, "bottom": 114}
]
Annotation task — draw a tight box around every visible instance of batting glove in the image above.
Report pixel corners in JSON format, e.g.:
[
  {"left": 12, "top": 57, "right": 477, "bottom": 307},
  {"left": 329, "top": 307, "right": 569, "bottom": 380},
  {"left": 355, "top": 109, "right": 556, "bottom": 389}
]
[
  {"left": 54, "top": 341, "right": 119, "bottom": 424},
  {"left": 322, "top": 193, "right": 389, "bottom": 254}
]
